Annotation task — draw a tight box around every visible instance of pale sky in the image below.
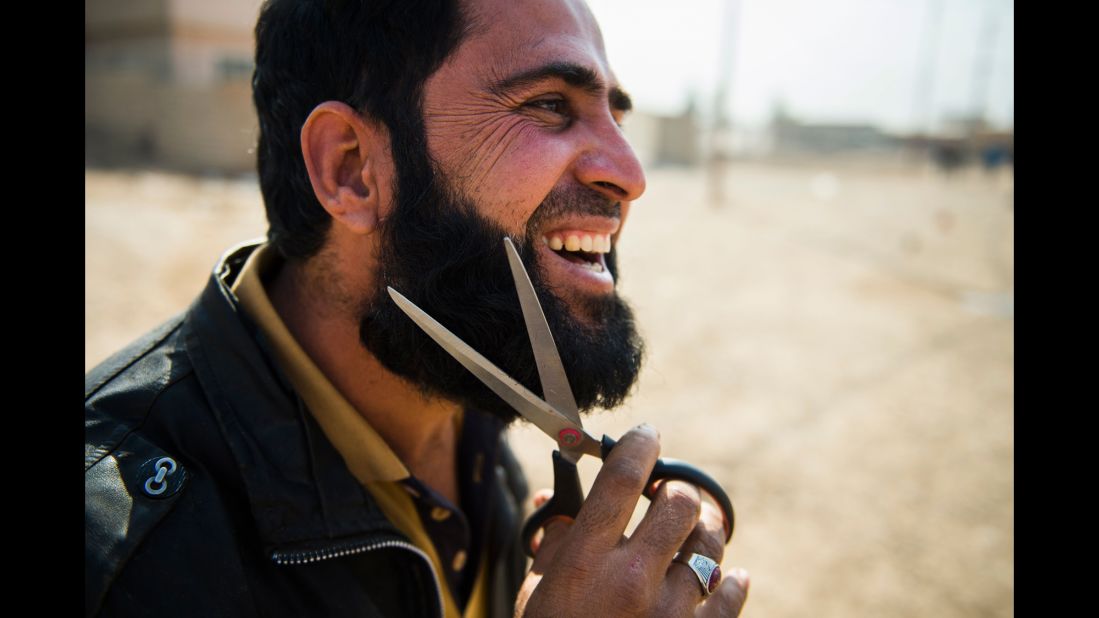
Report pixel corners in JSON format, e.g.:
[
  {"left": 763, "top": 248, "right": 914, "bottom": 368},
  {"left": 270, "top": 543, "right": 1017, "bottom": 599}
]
[{"left": 586, "top": 0, "right": 1014, "bottom": 133}]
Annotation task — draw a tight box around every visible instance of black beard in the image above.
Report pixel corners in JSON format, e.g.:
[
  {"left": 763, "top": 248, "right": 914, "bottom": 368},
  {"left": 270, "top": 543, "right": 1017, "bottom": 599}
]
[{"left": 358, "top": 165, "right": 644, "bottom": 425}]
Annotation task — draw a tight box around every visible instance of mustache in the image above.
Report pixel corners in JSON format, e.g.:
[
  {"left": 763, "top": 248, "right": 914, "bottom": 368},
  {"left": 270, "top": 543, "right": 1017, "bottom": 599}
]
[{"left": 525, "top": 186, "right": 621, "bottom": 239}]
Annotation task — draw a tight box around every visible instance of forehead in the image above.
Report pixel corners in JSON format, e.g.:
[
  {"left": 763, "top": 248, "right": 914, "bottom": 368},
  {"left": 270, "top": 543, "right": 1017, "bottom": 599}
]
[{"left": 447, "top": 0, "right": 615, "bottom": 87}]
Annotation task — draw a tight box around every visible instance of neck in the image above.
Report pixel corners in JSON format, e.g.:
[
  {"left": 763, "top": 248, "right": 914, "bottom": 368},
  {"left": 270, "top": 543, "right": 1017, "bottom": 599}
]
[{"left": 268, "top": 253, "right": 462, "bottom": 503}]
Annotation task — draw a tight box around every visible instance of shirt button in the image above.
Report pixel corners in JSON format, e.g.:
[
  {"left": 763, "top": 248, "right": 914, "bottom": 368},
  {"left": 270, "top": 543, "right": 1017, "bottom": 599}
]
[
  {"left": 452, "top": 550, "right": 467, "bottom": 572},
  {"left": 430, "top": 506, "right": 451, "bottom": 522}
]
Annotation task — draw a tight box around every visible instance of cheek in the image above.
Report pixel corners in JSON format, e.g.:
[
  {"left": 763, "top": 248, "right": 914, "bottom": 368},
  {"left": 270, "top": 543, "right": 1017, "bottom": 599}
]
[
  {"left": 466, "top": 142, "right": 576, "bottom": 234},
  {"left": 467, "top": 143, "right": 567, "bottom": 202},
  {"left": 424, "top": 102, "right": 588, "bottom": 234},
  {"left": 465, "top": 132, "right": 578, "bottom": 221},
  {"left": 428, "top": 109, "right": 572, "bottom": 189},
  {"left": 429, "top": 110, "right": 529, "bottom": 179}
]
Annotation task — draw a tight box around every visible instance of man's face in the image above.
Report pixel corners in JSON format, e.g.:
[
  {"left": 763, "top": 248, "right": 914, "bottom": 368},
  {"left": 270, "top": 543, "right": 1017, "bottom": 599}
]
[
  {"left": 358, "top": 0, "right": 647, "bottom": 422},
  {"left": 420, "top": 0, "right": 645, "bottom": 316}
]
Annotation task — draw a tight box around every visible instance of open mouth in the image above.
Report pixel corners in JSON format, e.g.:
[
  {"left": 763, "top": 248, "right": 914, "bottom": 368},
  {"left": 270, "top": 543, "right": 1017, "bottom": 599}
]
[{"left": 541, "top": 232, "right": 611, "bottom": 273}]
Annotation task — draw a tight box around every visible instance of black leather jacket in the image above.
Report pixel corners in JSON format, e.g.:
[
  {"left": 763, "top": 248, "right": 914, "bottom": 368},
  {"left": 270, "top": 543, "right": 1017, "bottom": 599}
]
[{"left": 85, "top": 242, "right": 529, "bottom": 618}]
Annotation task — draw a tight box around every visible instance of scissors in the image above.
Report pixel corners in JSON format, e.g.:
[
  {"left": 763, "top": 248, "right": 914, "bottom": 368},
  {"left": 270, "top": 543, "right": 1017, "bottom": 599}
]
[{"left": 388, "top": 237, "right": 735, "bottom": 557}]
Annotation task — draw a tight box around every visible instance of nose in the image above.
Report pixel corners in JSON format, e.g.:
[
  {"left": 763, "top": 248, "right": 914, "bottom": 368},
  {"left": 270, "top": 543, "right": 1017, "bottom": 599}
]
[{"left": 574, "top": 117, "right": 646, "bottom": 203}]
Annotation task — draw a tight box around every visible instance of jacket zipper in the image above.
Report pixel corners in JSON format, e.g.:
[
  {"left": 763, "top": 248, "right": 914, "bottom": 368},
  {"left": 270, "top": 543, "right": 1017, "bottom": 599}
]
[{"left": 271, "top": 538, "right": 444, "bottom": 618}]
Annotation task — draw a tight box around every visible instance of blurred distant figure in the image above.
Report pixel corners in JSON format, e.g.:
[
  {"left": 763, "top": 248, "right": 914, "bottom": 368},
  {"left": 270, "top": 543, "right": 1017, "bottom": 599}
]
[
  {"left": 981, "top": 144, "right": 1009, "bottom": 172},
  {"left": 931, "top": 142, "right": 966, "bottom": 174}
]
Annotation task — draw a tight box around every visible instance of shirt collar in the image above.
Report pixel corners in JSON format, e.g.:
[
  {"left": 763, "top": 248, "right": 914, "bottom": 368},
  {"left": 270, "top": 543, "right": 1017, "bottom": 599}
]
[{"left": 230, "top": 242, "right": 410, "bottom": 483}]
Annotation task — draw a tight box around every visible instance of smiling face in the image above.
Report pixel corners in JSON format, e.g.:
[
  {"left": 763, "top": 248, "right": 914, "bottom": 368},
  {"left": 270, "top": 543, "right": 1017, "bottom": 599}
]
[
  {"left": 354, "top": 0, "right": 647, "bottom": 422},
  {"left": 419, "top": 0, "right": 646, "bottom": 311}
]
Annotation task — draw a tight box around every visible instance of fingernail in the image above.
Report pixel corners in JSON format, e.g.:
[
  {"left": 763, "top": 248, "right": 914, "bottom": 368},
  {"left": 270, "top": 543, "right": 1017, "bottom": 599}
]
[
  {"left": 731, "top": 567, "right": 750, "bottom": 590},
  {"left": 635, "top": 423, "right": 659, "bottom": 438}
]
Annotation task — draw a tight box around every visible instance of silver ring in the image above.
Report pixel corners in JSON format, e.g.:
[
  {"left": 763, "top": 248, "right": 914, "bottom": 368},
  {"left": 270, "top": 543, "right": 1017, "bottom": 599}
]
[{"left": 672, "top": 551, "right": 722, "bottom": 597}]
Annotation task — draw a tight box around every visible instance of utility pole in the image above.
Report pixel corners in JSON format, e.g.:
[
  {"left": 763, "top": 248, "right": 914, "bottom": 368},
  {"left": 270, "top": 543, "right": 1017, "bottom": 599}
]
[
  {"left": 911, "top": 0, "right": 944, "bottom": 137},
  {"left": 708, "top": 0, "right": 741, "bottom": 207},
  {"left": 968, "top": 0, "right": 1002, "bottom": 132}
]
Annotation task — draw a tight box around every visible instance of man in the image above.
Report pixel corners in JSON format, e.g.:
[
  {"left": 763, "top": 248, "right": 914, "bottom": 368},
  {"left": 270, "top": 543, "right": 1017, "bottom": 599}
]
[{"left": 84, "top": 0, "right": 749, "bottom": 616}]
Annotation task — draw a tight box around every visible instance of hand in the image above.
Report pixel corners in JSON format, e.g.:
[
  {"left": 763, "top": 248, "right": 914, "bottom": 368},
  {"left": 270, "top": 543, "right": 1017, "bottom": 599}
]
[{"left": 514, "top": 425, "right": 749, "bottom": 617}]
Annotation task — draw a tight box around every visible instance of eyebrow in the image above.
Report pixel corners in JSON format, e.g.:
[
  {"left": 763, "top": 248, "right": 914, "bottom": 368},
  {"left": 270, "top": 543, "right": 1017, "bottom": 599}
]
[{"left": 488, "top": 61, "right": 633, "bottom": 113}]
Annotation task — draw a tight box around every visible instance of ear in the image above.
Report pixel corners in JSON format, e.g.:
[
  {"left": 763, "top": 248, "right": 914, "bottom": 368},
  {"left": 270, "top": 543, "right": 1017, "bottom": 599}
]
[{"left": 300, "top": 101, "right": 388, "bottom": 235}]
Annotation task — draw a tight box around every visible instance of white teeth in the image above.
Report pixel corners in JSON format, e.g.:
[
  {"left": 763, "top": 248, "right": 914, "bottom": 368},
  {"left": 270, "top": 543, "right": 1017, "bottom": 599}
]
[{"left": 545, "top": 233, "right": 611, "bottom": 253}]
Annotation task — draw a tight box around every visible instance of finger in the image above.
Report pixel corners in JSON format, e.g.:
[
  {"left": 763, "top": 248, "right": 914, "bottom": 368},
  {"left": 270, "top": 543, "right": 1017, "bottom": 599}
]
[
  {"left": 696, "top": 570, "right": 749, "bottom": 618},
  {"left": 527, "top": 489, "right": 555, "bottom": 554},
  {"left": 532, "top": 488, "right": 553, "bottom": 509},
  {"left": 656, "top": 503, "right": 733, "bottom": 616},
  {"left": 682, "top": 501, "right": 729, "bottom": 565},
  {"left": 660, "top": 557, "right": 719, "bottom": 615},
  {"left": 528, "top": 516, "right": 573, "bottom": 571},
  {"left": 572, "top": 424, "right": 661, "bottom": 550},
  {"left": 627, "top": 480, "right": 701, "bottom": 571}
]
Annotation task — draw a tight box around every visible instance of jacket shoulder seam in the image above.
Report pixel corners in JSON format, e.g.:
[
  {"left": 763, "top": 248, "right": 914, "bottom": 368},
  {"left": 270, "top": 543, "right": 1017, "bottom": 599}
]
[
  {"left": 85, "top": 368, "right": 198, "bottom": 472},
  {"left": 85, "top": 315, "right": 186, "bottom": 400}
]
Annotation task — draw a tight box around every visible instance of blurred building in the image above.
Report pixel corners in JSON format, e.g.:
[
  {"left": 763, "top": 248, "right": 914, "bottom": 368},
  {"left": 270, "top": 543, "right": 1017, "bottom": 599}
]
[
  {"left": 622, "top": 103, "right": 702, "bottom": 169},
  {"left": 897, "top": 115, "right": 1014, "bottom": 173},
  {"left": 85, "top": 0, "right": 260, "bottom": 173},
  {"left": 767, "top": 103, "right": 899, "bottom": 156}
]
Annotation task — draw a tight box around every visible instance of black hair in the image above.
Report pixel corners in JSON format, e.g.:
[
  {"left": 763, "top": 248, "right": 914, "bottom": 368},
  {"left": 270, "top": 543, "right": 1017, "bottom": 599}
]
[{"left": 252, "top": 0, "right": 477, "bottom": 260}]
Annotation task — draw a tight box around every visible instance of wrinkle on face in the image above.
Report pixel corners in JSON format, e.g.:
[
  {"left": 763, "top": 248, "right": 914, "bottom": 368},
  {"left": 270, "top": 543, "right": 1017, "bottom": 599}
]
[
  {"left": 419, "top": 0, "right": 636, "bottom": 236},
  {"left": 426, "top": 103, "right": 537, "bottom": 192},
  {"left": 440, "top": 128, "right": 525, "bottom": 185}
]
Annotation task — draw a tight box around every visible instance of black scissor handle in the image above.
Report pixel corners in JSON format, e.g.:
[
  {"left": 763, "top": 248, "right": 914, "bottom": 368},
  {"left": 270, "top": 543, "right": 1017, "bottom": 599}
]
[
  {"left": 520, "top": 437, "right": 737, "bottom": 558},
  {"left": 521, "top": 449, "right": 585, "bottom": 558},
  {"left": 600, "top": 435, "right": 735, "bottom": 544}
]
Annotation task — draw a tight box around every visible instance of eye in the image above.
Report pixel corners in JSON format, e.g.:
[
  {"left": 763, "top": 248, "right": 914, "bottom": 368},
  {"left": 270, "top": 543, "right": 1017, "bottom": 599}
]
[
  {"left": 530, "top": 99, "right": 566, "bottom": 113},
  {"left": 524, "top": 97, "right": 572, "bottom": 123}
]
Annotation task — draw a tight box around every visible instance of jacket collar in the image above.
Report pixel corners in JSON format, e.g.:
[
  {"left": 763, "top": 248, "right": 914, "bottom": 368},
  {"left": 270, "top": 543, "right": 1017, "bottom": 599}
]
[{"left": 181, "top": 240, "right": 402, "bottom": 552}]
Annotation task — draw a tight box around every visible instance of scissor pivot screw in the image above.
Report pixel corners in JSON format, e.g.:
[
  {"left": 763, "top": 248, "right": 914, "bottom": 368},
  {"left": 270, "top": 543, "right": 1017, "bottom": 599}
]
[{"left": 558, "top": 428, "right": 582, "bottom": 446}]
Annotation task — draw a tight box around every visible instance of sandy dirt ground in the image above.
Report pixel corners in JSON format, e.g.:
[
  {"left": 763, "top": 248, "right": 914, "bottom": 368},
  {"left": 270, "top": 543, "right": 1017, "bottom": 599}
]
[{"left": 85, "top": 160, "right": 1014, "bottom": 617}]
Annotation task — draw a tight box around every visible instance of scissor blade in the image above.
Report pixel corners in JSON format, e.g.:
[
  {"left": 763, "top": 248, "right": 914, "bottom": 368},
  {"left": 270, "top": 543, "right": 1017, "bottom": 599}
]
[
  {"left": 502, "top": 237, "right": 582, "bottom": 425},
  {"left": 387, "top": 286, "right": 600, "bottom": 458}
]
